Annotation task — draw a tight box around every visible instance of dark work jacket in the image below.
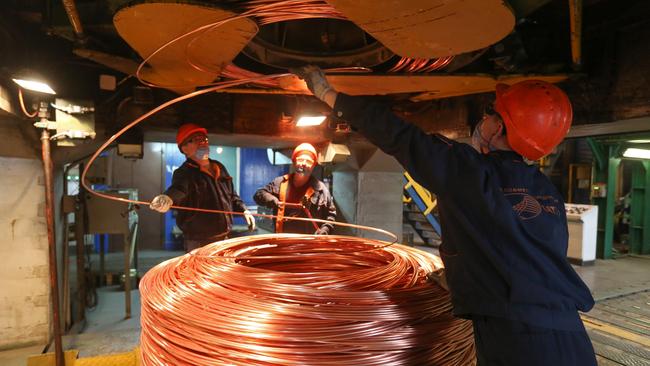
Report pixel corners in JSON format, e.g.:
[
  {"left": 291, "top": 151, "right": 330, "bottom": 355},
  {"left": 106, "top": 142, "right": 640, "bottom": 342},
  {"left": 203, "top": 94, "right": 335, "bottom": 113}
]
[
  {"left": 164, "top": 159, "right": 247, "bottom": 240},
  {"left": 253, "top": 174, "right": 336, "bottom": 234},
  {"left": 333, "top": 93, "right": 594, "bottom": 331}
]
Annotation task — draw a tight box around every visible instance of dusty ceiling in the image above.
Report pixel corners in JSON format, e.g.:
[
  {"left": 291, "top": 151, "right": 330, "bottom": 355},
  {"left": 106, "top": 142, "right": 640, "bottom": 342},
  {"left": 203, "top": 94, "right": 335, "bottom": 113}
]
[{"left": 0, "top": 0, "right": 649, "bottom": 160}]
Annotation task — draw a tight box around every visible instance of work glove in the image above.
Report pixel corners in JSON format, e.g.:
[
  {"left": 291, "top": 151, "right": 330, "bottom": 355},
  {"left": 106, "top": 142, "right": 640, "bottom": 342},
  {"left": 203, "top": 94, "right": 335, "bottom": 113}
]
[
  {"left": 290, "top": 65, "right": 333, "bottom": 101},
  {"left": 270, "top": 196, "right": 281, "bottom": 209},
  {"left": 427, "top": 268, "right": 448, "bottom": 291},
  {"left": 150, "top": 194, "right": 173, "bottom": 213},
  {"left": 300, "top": 195, "right": 311, "bottom": 209},
  {"left": 314, "top": 226, "right": 330, "bottom": 235},
  {"left": 243, "top": 210, "right": 256, "bottom": 231}
]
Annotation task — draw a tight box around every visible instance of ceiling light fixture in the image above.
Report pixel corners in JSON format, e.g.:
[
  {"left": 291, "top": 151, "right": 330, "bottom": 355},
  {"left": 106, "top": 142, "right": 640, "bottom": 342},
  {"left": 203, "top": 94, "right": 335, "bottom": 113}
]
[
  {"left": 296, "top": 115, "right": 326, "bottom": 127},
  {"left": 12, "top": 78, "right": 56, "bottom": 95},
  {"left": 623, "top": 147, "right": 650, "bottom": 160},
  {"left": 628, "top": 139, "right": 650, "bottom": 144}
]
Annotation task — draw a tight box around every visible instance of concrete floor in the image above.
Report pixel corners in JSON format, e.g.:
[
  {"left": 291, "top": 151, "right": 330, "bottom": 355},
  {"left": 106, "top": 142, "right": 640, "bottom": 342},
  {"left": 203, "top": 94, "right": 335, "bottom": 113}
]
[
  {"left": 573, "top": 255, "right": 650, "bottom": 301},
  {"left": 2, "top": 249, "right": 649, "bottom": 365}
]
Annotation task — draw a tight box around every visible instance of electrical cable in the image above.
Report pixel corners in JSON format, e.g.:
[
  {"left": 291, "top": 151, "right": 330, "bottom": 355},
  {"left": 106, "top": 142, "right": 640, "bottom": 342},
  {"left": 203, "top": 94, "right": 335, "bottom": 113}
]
[
  {"left": 139, "top": 234, "right": 475, "bottom": 365},
  {"left": 18, "top": 88, "right": 38, "bottom": 118}
]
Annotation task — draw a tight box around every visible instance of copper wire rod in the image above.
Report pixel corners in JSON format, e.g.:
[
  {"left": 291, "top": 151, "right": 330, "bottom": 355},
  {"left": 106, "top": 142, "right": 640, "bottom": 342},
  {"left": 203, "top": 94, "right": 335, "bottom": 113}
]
[{"left": 140, "top": 234, "right": 475, "bottom": 365}]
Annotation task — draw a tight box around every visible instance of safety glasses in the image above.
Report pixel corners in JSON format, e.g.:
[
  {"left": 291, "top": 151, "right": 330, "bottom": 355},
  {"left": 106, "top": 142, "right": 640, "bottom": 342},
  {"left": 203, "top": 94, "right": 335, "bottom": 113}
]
[{"left": 184, "top": 134, "right": 209, "bottom": 145}]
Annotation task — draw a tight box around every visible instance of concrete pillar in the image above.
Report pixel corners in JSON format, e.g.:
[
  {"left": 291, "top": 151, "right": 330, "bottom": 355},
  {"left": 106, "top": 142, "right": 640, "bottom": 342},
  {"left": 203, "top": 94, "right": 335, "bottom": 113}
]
[
  {"left": 110, "top": 142, "right": 164, "bottom": 250},
  {"left": 332, "top": 148, "right": 403, "bottom": 242},
  {"left": 0, "top": 157, "right": 51, "bottom": 348}
]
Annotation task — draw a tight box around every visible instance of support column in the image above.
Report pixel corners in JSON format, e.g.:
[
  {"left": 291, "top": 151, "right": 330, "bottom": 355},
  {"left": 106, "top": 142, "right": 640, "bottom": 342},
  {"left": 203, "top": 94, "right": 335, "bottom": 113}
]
[
  {"left": 603, "top": 147, "right": 621, "bottom": 259},
  {"left": 631, "top": 161, "right": 650, "bottom": 254},
  {"left": 332, "top": 148, "right": 403, "bottom": 242},
  {"left": 41, "top": 129, "right": 64, "bottom": 366},
  {"left": 588, "top": 138, "right": 607, "bottom": 258},
  {"left": 630, "top": 162, "right": 644, "bottom": 254}
]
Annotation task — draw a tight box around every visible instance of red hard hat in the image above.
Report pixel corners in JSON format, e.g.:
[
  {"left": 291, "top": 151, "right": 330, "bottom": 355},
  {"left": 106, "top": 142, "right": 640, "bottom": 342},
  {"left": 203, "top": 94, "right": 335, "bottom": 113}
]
[
  {"left": 494, "top": 80, "right": 573, "bottom": 161},
  {"left": 176, "top": 123, "right": 207, "bottom": 147},
  {"left": 292, "top": 143, "right": 318, "bottom": 164}
]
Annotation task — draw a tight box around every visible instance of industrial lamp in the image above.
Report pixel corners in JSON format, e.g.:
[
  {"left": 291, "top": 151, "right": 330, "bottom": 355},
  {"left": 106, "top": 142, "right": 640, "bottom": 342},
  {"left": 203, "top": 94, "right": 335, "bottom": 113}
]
[
  {"left": 296, "top": 115, "right": 326, "bottom": 127},
  {"left": 12, "top": 78, "right": 56, "bottom": 95},
  {"left": 12, "top": 68, "right": 57, "bottom": 95},
  {"left": 623, "top": 147, "right": 650, "bottom": 160},
  {"left": 290, "top": 96, "right": 328, "bottom": 127}
]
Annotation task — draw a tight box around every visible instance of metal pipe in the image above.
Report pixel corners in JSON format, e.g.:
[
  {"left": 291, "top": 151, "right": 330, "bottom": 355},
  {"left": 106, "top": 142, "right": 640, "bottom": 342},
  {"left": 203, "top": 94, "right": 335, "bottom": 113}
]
[
  {"left": 41, "top": 128, "right": 64, "bottom": 366},
  {"left": 74, "top": 163, "right": 86, "bottom": 324},
  {"left": 124, "top": 229, "right": 131, "bottom": 319},
  {"left": 61, "top": 169, "right": 70, "bottom": 330},
  {"left": 603, "top": 146, "right": 620, "bottom": 259},
  {"left": 587, "top": 137, "right": 606, "bottom": 171},
  {"left": 61, "top": 0, "right": 85, "bottom": 40},
  {"left": 569, "top": 0, "right": 582, "bottom": 69}
]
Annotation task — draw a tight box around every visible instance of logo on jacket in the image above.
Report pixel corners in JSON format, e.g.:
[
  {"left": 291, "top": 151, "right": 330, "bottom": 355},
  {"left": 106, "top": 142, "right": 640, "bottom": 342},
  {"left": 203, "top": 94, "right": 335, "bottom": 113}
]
[{"left": 505, "top": 193, "right": 542, "bottom": 220}]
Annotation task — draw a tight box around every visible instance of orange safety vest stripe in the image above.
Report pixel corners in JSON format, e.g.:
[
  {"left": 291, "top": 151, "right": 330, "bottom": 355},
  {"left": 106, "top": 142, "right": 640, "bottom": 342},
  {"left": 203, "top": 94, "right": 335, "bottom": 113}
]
[
  {"left": 276, "top": 174, "right": 316, "bottom": 233},
  {"left": 199, "top": 161, "right": 221, "bottom": 180}
]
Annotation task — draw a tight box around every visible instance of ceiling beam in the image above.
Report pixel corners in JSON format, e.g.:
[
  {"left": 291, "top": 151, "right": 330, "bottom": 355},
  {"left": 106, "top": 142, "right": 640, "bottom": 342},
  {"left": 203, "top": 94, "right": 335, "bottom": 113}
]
[
  {"left": 568, "top": 116, "right": 650, "bottom": 138},
  {"left": 0, "top": 82, "right": 18, "bottom": 118}
]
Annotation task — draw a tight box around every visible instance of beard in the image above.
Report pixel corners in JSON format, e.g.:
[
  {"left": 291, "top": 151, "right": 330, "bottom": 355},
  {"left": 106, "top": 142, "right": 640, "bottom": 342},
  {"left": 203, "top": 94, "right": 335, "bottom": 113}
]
[
  {"left": 295, "top": 166, "right": 313, "bottom": 176},
  {"left": 194, "top": 146, "right": 210, "bottom": 160}
]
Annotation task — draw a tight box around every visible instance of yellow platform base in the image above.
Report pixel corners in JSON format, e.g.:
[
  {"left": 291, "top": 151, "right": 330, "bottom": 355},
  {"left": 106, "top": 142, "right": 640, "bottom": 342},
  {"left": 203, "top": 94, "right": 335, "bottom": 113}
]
[{"left": 27, "top": 347, "right": 140, "bottom": 366}]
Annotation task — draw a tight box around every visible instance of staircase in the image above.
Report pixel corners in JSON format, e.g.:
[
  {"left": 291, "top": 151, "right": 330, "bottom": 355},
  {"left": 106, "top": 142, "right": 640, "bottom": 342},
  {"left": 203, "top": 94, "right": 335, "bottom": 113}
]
[{"left": 403, "top": 172, "right": 442, "bottom": 247}]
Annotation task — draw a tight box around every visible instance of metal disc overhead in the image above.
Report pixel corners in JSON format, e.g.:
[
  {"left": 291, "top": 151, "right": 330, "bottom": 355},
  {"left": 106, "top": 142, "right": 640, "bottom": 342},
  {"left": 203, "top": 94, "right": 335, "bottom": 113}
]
[
  {"left": 114, "top": 2, "right": 258, "bottom": 93},
  {"left": 322, "top": 0, "right": 515, "bottom": 58},
  {"left": 278, "top": 74, "right": 567, "bottom": 100}
]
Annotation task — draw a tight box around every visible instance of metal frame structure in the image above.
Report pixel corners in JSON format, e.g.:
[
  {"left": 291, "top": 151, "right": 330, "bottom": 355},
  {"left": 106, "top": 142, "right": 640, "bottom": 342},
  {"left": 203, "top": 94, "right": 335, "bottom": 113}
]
[{"left": 588, "top": 135, "right": 650, "bottom": 258}]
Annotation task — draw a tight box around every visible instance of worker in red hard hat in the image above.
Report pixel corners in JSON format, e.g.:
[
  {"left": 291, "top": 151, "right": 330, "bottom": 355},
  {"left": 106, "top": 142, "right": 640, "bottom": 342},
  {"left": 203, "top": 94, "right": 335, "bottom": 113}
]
[
  {"left": 254, "top": 142, "right": 336, "bottom": 234},
  {"left": 150, "top": 123, "right": 255, "bottom": 252},
  {"left": 292, "top": 66, "right": 596, "bottom": 366}
]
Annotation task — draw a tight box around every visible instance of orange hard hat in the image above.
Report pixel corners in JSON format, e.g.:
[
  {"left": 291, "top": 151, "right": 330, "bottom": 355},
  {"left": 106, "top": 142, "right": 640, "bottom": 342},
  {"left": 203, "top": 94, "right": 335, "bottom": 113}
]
[
  {"left": 292, "top": 143, "right": 318, "bottom": 164},
  {"left": 494, "top": 80, "right": 573, "bottom": 161},
  {"left": 176, "top": 123, "right": 207, "bottom": 147}
]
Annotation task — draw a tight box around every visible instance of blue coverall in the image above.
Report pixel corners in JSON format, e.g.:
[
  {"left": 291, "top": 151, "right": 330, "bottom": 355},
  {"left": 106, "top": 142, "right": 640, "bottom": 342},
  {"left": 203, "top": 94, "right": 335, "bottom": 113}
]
[{"left": 333, "top": 93, "right": 597, "bottom": 365}]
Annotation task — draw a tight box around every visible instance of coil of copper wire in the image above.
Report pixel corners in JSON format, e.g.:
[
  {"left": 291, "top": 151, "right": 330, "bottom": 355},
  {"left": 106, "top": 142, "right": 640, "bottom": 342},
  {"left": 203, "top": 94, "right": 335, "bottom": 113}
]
[{"left": 140, "top": 234, "right": 475, "bottom": 365}]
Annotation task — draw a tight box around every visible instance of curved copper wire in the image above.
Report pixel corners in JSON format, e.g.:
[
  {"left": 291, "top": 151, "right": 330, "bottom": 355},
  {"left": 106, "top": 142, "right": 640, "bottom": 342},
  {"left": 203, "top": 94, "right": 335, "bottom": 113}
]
[
  {"left": 387, "top": 56, "right": 455, "bottom": 73},
  {"left": 80, "top": 72, "right": 398, "bottom": 243},
  {"left": 140, "top": 234, "right": 475, "bottom": 365},
  {"left": 18, "top": 88, "right": 38, "bottom": 118}
]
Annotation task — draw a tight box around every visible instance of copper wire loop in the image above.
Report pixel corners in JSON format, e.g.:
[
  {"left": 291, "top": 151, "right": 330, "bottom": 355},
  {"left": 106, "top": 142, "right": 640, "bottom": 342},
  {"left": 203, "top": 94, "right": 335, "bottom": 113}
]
[{"left": 140, "top": 234, "right": 475, "bottom": 365}]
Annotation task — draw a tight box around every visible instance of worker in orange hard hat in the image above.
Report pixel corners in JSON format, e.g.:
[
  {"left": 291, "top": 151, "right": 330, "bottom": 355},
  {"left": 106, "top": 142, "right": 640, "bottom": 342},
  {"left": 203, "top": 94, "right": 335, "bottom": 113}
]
[
  {"left": 150, "top": 123, "right": 256, "bottom": 252},
  {"left": 292, "top": 66, "right": 596, "bottom": 366},
  {"left": 254, "top": 142, "right": 336, "bottom": 234}
]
